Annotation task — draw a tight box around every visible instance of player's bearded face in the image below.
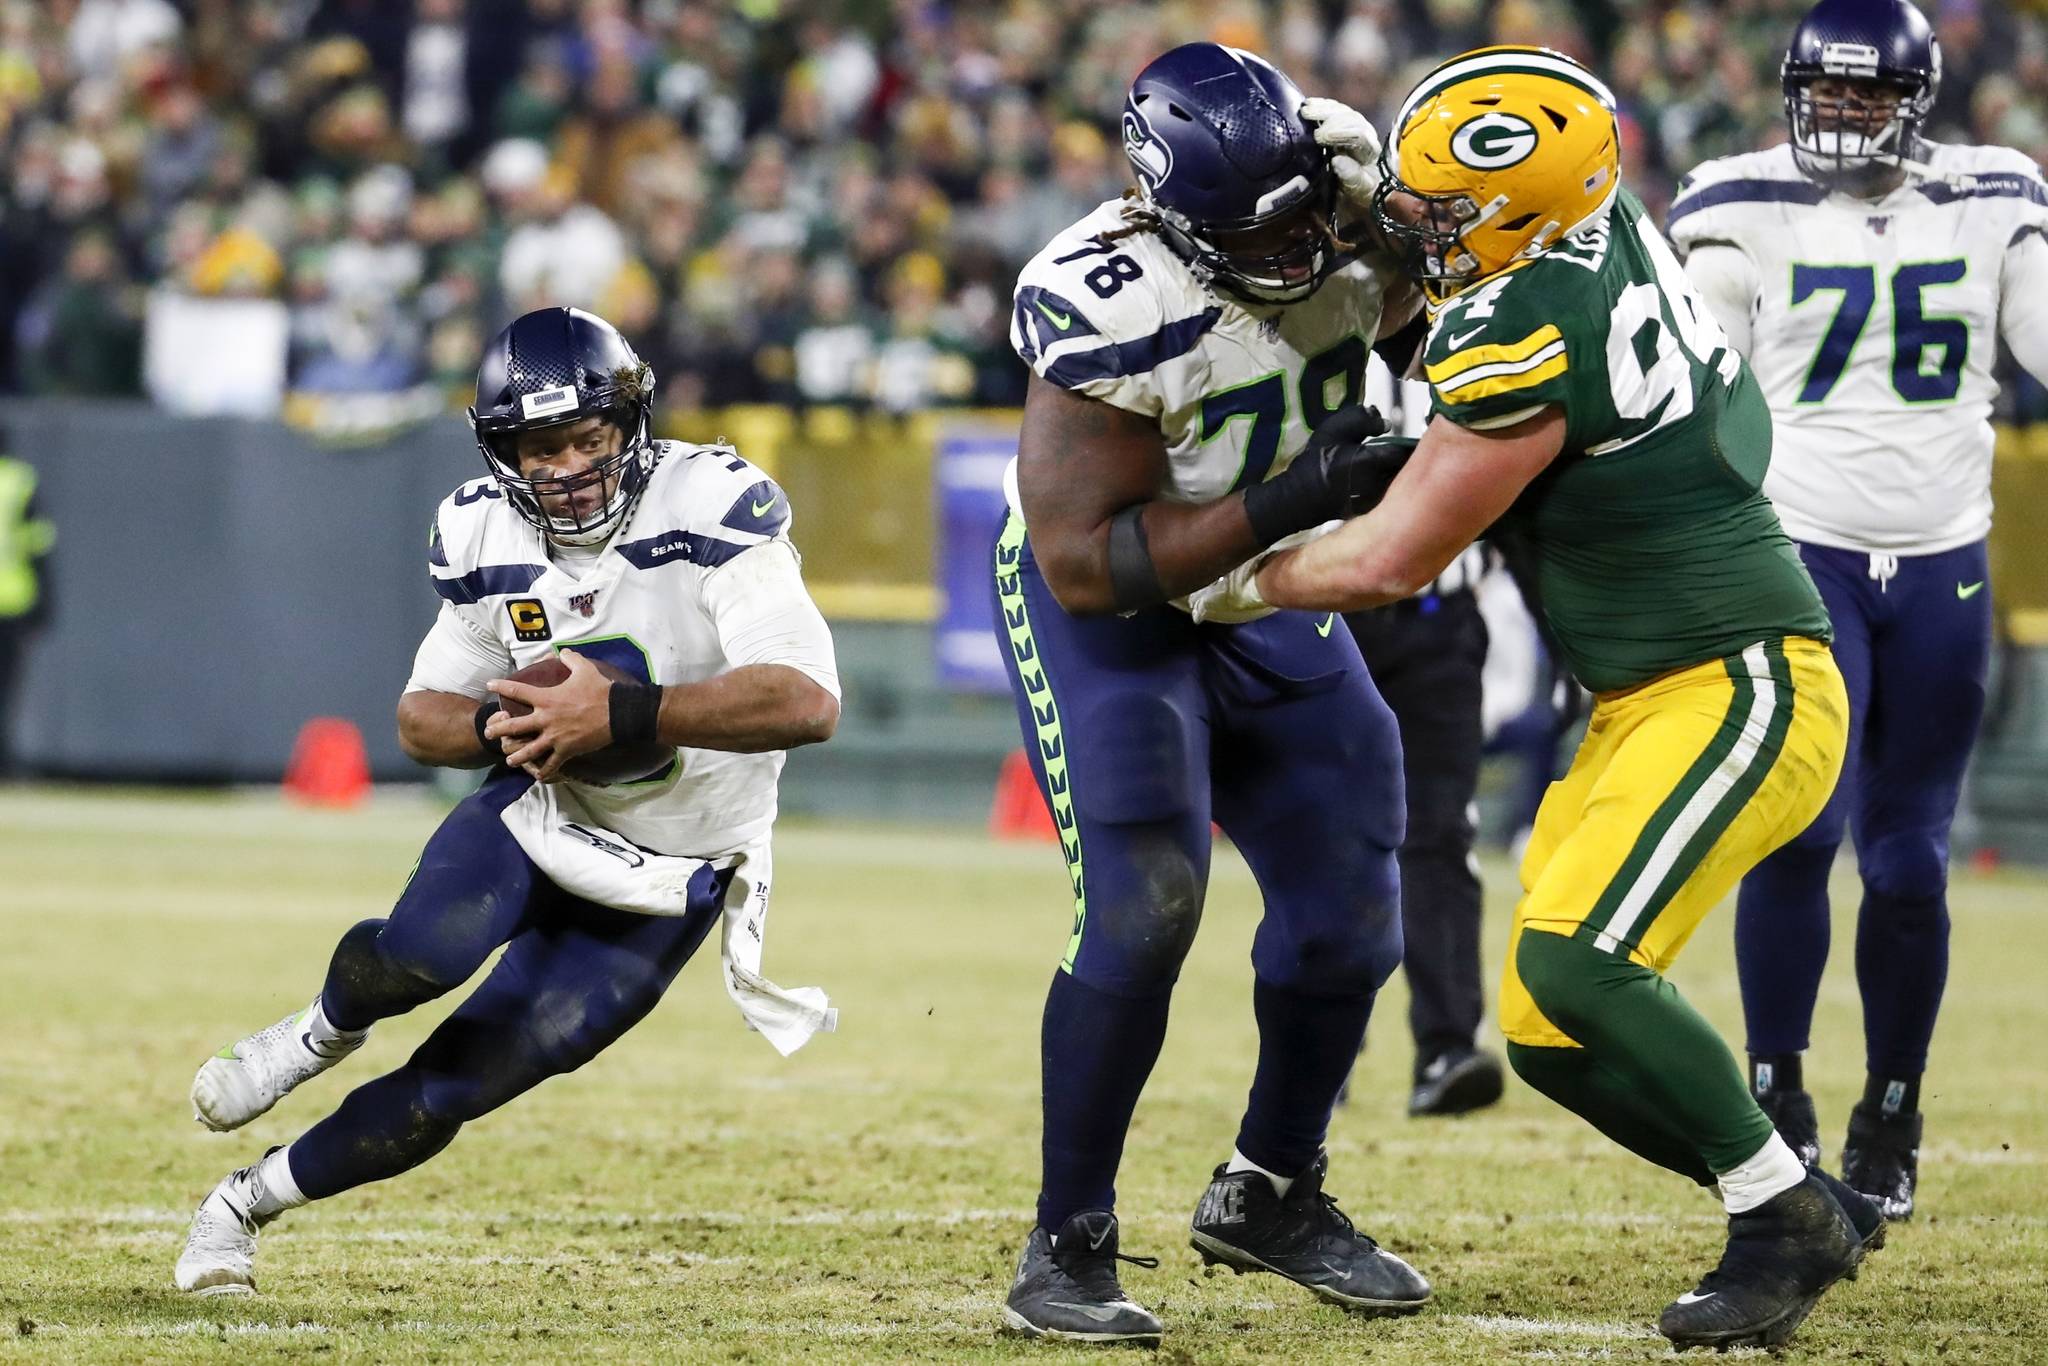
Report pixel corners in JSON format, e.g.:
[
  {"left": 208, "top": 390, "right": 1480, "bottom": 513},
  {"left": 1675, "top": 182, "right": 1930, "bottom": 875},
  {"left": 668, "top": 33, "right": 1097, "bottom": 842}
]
[
  {"left": 512, "top": 417, "right": 626, "bottom": 530},
  {"left": 1209, "top": 203, "right": 1328, "bottom": 285}
]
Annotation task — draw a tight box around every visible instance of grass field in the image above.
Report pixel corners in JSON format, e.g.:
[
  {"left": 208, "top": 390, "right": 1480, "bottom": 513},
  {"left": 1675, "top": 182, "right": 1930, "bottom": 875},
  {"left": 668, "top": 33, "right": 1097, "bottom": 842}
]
[{"left": 2, "top": 784, "right": 2045, "bottom": 1363}]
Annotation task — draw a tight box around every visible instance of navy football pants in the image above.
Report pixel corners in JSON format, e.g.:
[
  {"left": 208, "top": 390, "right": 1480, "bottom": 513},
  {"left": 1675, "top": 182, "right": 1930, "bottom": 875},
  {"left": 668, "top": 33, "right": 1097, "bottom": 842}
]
[
  {"left": 288, "top": 770, "right": 727, "bottom": 1199},
  {"left": 994, "top": 516, "right": 1405, "bottom": 1227},
  {"left": 1736, "top": 540, "right": 1991, "bottom": 1079}
]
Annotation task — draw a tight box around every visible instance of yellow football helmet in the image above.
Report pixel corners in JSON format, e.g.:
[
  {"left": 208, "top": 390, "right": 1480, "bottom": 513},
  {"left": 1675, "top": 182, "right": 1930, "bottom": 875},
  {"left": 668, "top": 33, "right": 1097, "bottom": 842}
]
[{"left": 1372, "top": 47, "right": 1621, "bottom": 299}]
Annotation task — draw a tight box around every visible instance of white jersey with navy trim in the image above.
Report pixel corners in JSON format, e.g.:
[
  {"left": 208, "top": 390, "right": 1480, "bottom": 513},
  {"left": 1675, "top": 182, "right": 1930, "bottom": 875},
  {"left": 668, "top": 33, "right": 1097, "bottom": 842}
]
[
  {"left": 1670, "top": 141, "right": 2048, "bottom": 555},
  {"left": 410, "top": 439, "right": 837, "bottom": 859},
  {"left": 1007, "top": 197, "right": 1404, "bottom": 603}
]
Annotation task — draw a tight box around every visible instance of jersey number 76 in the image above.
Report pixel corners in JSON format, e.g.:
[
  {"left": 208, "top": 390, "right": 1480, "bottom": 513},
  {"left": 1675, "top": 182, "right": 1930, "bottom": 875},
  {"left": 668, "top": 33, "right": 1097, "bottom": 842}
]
[{"left": 1790, "top": 260, "right": 1969, "bottom": 405}]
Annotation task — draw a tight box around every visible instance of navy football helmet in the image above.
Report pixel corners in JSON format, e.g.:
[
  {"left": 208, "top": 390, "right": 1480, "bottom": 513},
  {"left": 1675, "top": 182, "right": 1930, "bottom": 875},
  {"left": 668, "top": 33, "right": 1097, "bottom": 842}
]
[
  {"left": 469, "top": 307, "right": 657, "bottom": 546},
  {"left": 1782, "top": 0, "right": 1941, "bottom": 192},
  {"left": 1121, "top": 43, "right": 1340, "bottom": 304}
]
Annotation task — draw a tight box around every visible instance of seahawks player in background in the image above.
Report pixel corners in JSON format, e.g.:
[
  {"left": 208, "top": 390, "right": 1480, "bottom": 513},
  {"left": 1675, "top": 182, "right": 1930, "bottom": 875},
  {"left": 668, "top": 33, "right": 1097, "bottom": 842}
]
[
  {"left": 1250, "top": 46, "right": 1886, "bottom": 1349},
  {"left": 1671, "top": 0, "right": 2048, "bottom": 1220},
  {"left": 994, "top": 42, "right": 1433, "bottom": 1344},
  {"left": 176, "top": 308, "right": 840, "bottom": 1294}
]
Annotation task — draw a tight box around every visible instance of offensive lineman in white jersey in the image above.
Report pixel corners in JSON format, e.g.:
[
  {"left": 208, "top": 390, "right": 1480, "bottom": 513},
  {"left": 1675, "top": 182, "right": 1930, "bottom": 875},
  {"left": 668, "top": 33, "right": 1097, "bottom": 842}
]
[
  {"left": 1670, "top": 0, "right": 2048, "bottom": 1220},
  {"left": 993, "top": 43, "right": 1433, "bottom": 1344},
  {"left": 175, "top": 308, "right": 840, "bottom": 1294}
]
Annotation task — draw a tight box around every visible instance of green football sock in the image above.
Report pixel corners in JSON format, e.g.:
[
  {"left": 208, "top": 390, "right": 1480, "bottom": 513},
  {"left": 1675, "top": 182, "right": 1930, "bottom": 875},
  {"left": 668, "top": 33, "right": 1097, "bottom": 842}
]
[
  {"left": 1517, "top": 929, "right": 1773, "bottom": 1175},
  {"left": 1506, "top": 1042, "right": 1714, "bottom": 1186}
]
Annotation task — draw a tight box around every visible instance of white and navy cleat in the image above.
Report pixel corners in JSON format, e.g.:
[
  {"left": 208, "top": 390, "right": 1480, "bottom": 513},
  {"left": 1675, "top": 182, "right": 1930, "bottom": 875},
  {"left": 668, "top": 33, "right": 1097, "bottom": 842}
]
[
  {"left": 192, "top": 999, "right": 365, "bottom": 1132},
  {"left": 175, "top": 1160, "right": 275, "bottom": 1295}
]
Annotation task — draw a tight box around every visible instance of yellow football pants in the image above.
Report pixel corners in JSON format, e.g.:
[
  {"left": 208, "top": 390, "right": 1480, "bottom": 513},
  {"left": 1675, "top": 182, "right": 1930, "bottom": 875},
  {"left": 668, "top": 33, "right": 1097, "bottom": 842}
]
[{"left": 1500, "top": 636, "right": 1848, "bottom": 1049}]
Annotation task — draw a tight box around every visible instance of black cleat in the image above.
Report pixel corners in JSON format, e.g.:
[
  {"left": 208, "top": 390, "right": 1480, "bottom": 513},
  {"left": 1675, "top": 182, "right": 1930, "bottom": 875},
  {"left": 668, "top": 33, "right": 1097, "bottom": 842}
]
[
  {"left": 1657, "top": 1172, "right": 1863, "bottom": 1351},
  {"left": 1408, "top": 1047, "right": 1506, "bottom": 1117},
  {"left": 1002, "top": 1209, "right": 1163, "bottom": 1346},
  {"left": 1188, "top": 1152, "right": 1431, "bottom": 1314},
  {"left": 1755, "top": 1085, "right": 1822, "bottom": 1168},
  {"left": 1809, "top": 1165, "right": 1887, "bottom": 1276},
  {"left": 1842, "top": 1101, "right": 1921, "bottom": 1221}
]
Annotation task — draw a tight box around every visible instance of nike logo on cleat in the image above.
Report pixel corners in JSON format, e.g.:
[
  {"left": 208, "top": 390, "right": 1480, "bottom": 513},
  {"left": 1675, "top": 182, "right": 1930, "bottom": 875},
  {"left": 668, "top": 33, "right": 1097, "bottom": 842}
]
[
  {"left": 1957, "top": 580, "right": 1985, "bottom": 600},
  {"left": 1047, "top": 1301, "right": 1131, "bottom": 1322},
  {"left": 1674, "top": 1291, "right": 1719, "bottom": 1305}
]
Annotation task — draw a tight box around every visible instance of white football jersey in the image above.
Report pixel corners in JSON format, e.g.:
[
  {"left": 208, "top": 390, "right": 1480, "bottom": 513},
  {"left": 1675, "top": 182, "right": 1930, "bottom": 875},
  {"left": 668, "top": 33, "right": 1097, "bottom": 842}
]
[
  {"left": 1670, "top": 142, "right": 2048, "bottom": 555},
  {"left": 1006, "top": 198, "right": 1403, "bottom": 601},
  {"left": 412, "top": 440, "right": 837, "bottom": 859}
]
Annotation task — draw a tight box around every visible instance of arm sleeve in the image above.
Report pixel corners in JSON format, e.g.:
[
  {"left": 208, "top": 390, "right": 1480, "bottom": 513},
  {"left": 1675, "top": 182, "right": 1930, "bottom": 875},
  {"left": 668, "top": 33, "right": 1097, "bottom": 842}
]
[
  {"left": 2000, "top": 223, "right": 2048, "bottom": 384},
  {"left": 405, "top": 602, "right": 513, "bottom": 698},
  {"left": 1682, "top": 242, "right": 1759, "bottom": 358},
  {"left": 700, "top": 540, "right": 841, "bottom": 699}
]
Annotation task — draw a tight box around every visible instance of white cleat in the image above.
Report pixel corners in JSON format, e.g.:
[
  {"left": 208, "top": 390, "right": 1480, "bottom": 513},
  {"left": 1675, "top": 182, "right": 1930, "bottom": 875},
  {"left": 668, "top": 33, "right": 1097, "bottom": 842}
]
[
  {"left": 175, "top": 1161, "right": 274, "bottom": 1295},
  {"left": 192, "top": 999, "right": 366, "bottom": 1132}
]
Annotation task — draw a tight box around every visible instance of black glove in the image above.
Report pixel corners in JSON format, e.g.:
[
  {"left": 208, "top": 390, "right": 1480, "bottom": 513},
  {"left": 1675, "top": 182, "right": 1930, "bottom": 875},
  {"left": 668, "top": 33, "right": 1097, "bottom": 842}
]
[{"left": 1242, "top": 405, "right": 1413, "bottom": 541}]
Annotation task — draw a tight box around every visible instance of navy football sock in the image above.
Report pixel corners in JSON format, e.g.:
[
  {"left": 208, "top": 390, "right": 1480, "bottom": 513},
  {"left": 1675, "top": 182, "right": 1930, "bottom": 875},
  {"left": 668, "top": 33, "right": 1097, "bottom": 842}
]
[
  {"left": 1037, "top": 970, "right": 1171, "bottom": 1233},
  {"left": 1234, "top": 978, "right": 1374, "bottom": 1178},
  {"left": 1734, "top": 842, "right": 1835, "bottom": 1057},
  {"left": 1856, "top": 889, "right": 1950, "bottom": 1079},
  {"left": 1749, "top": 1051, "right": 1804, "bottom": 1096},
  {"left": 287, "top": 1068, "right": 460, "bottom": 1201}
]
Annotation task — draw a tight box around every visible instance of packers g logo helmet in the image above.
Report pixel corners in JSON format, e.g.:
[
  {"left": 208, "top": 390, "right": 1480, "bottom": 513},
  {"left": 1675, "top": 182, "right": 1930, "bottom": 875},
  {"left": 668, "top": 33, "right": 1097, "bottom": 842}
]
[{"left": 1372, "top": 47, "right": 1621, "bottom": 298}]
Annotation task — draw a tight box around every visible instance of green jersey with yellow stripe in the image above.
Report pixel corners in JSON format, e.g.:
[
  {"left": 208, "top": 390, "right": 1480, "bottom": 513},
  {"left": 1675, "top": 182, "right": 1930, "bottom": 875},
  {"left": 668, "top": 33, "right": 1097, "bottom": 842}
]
[{"left": 1422, "top": 188, "right": 1830, "bottom": 693}]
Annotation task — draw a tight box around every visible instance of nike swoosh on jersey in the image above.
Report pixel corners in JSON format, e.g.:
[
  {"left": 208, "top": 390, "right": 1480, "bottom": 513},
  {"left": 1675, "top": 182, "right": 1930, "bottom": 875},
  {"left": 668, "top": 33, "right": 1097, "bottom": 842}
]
[
  {"left": 1958, "top": 580, "right": 1985, "bottom": 600},
  {"left": 1035, "top": 299, "right": 1074, "bottom": 330},
  {"left": 1446, "top": 325, "right": 1487, "bottom": 349},
  {"left": 751, "top": 498, "right": 776, "bottom": 517},
  {"left": 1315, "top": 613, "right": 1336, "bottom": 637}
]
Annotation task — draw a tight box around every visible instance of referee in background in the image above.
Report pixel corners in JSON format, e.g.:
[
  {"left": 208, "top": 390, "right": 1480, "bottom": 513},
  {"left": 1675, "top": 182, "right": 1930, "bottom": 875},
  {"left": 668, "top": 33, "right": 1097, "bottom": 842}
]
[{"left": 1347, "top": 353, "right": 1505, "bottom": 1116}]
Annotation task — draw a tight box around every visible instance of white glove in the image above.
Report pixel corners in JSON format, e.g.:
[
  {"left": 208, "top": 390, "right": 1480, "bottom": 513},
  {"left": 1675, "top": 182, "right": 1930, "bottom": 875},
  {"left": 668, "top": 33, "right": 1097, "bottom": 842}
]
[
  {"left": 1186, "top": 526, "right": 1330, "bottom": 624},
  {"left": 1300, "top": 97, "right": 1384, "bottom": 209}
]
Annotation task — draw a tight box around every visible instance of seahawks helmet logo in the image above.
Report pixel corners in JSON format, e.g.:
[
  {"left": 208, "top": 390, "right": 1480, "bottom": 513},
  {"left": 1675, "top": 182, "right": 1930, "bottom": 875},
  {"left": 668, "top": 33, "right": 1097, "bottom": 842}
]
[
  {"left": 1122, "top": 101, "right": 1174, "bottom": 192},
  {"left": 1450, "top": 112, "right": 1539, "bottom": 169}
]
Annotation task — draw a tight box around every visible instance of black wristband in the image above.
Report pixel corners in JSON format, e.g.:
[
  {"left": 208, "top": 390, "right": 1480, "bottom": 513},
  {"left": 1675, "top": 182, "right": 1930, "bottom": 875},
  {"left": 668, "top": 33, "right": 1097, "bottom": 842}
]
[
  {"left": 608, "top": 680, "right": 663, "bottom": 748},
  {"left": 1106, "top": 505, "right": 1166, "bottom": 612},
  {"left": 1242, "top": 472, "right": 1325, "bottom": 544},
  {"left": 473, "top": 699, "right": 501, "bottom": 752}
]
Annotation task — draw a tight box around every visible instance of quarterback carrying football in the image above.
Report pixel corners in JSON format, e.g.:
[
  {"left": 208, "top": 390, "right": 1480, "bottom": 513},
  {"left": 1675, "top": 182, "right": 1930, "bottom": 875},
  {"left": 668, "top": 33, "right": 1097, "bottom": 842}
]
[{"left": 175, "top": 307, "right": 840, "bottom": 1294}]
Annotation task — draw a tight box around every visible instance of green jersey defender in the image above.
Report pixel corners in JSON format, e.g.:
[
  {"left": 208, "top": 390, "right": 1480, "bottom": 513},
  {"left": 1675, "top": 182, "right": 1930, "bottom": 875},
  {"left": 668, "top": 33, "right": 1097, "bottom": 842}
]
[{"left": 1421, "top": 189, "right": 1830, "bottom": 693}]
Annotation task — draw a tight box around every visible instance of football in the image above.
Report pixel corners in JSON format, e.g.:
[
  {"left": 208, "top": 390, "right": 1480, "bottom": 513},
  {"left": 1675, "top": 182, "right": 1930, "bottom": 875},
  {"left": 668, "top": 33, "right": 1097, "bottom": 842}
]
[{"left": 496, "top": 656, "right": 673, "bottom": 785}]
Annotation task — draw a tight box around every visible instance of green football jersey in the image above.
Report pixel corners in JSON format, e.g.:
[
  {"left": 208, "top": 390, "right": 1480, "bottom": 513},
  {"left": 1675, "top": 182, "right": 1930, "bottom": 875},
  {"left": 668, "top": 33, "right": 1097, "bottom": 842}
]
[{"left": 1422, "top": 189, "right": 1831, "bottom": 693}]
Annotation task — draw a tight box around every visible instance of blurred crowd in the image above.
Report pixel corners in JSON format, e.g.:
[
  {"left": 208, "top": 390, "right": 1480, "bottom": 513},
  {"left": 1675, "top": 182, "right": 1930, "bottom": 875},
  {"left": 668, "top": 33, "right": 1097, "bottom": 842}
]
[{"left": 4, "top": 0, "right": 2046, "bottom": 415}]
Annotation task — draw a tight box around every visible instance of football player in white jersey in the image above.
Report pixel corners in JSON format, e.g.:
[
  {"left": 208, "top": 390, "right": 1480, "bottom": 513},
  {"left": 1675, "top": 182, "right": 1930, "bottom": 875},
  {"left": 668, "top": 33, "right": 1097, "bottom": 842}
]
[
  {"left": 1671, "top": 0, "right": 2048, "bottom": 1221},
  {"left": 174, "top": 308, "right": 841, "bottom": 1294},
  {"left": 994, "top": 42, "right": 1433, "bottom": 1344}
]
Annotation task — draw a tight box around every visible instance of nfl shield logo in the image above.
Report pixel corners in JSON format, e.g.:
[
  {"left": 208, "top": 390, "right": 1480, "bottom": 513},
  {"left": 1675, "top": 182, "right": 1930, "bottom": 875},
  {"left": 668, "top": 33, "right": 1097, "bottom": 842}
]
[
  {"left": 1867, "top": 217, "right": 1889, "bottom": 235},
  {"left": 569, "top": 590, "right": 599, "bottom": 617}
]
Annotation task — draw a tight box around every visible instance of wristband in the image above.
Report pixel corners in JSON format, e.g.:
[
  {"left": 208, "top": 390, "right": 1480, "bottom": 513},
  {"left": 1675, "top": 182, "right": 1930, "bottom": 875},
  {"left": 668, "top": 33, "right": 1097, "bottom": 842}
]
[
  {"left": 1106, "top": 505, "right": 1166, "bottom": 611},
  {"left": 608, "top": 679, "right": 663, "bottom": 748},
  {"left": 473, "top": 699, "right": 501, "bottom": 752}
]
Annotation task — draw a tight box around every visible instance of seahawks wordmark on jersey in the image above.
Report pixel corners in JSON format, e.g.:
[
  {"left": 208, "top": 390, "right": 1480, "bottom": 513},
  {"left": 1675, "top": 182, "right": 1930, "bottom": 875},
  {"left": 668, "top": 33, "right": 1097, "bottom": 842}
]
[
  {"left": 1670, "top": 142, "right": 2048, "bottom": 555},
  {"left": 1006, "top": 198, "right": 1405, "bottom": 606}
]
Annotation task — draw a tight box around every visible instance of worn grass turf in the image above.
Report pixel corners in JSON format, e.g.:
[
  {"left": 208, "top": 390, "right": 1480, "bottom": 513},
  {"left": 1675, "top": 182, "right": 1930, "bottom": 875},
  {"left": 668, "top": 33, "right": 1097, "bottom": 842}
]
[{"left": 1, "top": 784, "right": 2044, "bottom": 1363}]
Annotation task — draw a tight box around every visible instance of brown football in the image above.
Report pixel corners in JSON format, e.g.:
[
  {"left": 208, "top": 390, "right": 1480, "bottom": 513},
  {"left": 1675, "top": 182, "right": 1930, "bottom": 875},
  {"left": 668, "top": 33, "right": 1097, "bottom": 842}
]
[{"left": 496, "top": 656, "right": 673, "bottom": 785}]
